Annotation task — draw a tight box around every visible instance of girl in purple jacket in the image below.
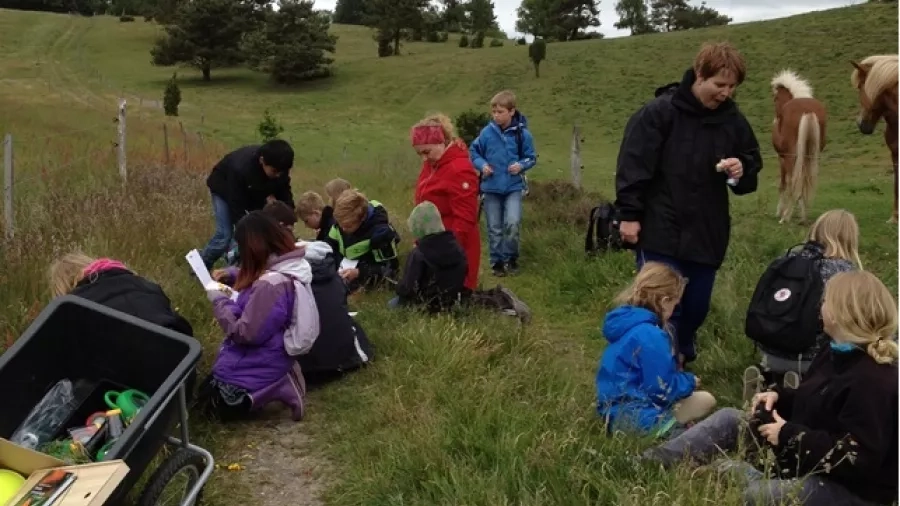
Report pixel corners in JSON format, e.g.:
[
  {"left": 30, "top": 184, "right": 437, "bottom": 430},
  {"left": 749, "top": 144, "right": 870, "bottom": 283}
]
[{"left": 197, "top": 212, "right": 308, "bottom": 421}]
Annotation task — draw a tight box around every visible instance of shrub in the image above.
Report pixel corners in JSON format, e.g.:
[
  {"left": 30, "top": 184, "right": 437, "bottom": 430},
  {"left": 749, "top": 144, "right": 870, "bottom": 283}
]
[
  {"left": 458, "top": 34, "right": 469, "bottom": 48},
  {"left": 119, "top": 15, "right": 135, "bottom": 22},
  {"left": 377, "top": 37, "right": 393, "bottom": 57},
  {"left": 426, "top": 30, "right": 440, "bottom": 43},
  {"left": 490, "top": 38, "right": 503, "bottom": 47},
  {"left": 516, "top": 37, "right": 526, "bottom": 45},
  {"left": 440, "top": 32, "right": 449, "bottom": 42},
  {"left": 455, "top": 110, "right": 491, "bottom": 145},
  {"left": 163, "top": 73, "right": 180, "bottom": 117},
  {"left": 471, "top": 32, "right": 485, "bottom": 48},
  {"left": 258, "top": 109, "right": 284, "bottom": 142}
]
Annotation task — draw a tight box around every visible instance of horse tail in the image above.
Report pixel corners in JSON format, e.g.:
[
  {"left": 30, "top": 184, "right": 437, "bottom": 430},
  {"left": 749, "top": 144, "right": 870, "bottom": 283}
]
[{"left": 792, "top": 112, "right": 821, "bottom": 210}]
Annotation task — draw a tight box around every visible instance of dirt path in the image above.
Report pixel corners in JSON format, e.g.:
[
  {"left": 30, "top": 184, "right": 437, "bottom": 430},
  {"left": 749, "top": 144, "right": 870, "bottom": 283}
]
[{"left": 217, "top": 406, "right": 330, "bottom": 506}]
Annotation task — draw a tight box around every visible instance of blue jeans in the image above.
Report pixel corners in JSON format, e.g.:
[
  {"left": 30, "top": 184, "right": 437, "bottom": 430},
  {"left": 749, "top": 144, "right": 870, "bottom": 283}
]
[
  {"left": 483, "top": 191, "right": 523, "bottom": 266},
  {"left": 636, "top": 249, "right": 717, "bottom": 363},
  {"left": 646, "top": 409, "right": 878, "bottom": 506},
  {"left": 199, "top": 193, "right": 233, "bottom": 269}
]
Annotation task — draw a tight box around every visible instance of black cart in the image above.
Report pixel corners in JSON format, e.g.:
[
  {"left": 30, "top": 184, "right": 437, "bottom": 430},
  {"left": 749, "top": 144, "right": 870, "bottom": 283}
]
[{"left": 0, "top": 295, "right": 214, "bottom": 505}]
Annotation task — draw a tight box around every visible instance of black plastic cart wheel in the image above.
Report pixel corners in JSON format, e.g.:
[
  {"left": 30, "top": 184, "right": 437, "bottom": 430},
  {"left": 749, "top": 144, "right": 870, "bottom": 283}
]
[{"left": 137, "top": 448, "right": 207, "bottom": 506}]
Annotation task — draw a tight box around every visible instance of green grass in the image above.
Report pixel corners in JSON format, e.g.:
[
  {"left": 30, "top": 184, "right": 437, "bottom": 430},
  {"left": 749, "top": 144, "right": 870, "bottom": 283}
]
[{"left": 0, "top": 3, "right": 897, "bottom": 504}]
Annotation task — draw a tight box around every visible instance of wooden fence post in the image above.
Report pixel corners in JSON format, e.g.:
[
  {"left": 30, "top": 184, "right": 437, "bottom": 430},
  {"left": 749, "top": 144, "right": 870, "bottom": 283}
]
[
  {"left": 179, "top": 121, "right": 188, "bottom": 166},
  {"left": 163, "top": 123, "right": 170, "bottom": 167},
  {"left": 117, "top": 99, "right": 127, "bottom": 182},
  {"left": 3, "top": 134, "right": 13, "bottom": 241},
  {"left": 570, "top": 124, "right": 583, "bottom": 190}
]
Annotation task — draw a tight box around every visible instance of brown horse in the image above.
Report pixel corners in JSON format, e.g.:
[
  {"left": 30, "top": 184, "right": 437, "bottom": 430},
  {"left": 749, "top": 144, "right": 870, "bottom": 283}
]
[
  {"left": 771, "top": 70, "right": 827, "bottom": 224},
  {"left": 850, "top": 55, "right": 899, "bottom": 223}
]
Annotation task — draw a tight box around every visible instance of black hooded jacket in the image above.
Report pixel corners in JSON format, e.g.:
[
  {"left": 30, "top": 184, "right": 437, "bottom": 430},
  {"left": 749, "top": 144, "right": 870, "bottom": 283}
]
[
  {"left": 396, "top": 231, "right": 468, "bottom": 313},
  {"left": 206, "top": 145, "right": 294, "bottom": 226},
  {"left": 614, "top": 68, "right": 763, "bottom": 268},
  {"left": 71, "top": 269, "right": 193, "bottom": 337},
  {"left": 299, "top": 251, "right": 373, "bottom": 379}
]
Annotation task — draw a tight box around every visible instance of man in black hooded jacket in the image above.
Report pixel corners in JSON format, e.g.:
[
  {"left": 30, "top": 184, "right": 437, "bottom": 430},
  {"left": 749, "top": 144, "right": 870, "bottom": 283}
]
[
  {"left": 199, "top": 140, "right": 295, "bottom": 269},
  {"left": 614, "top": 42, "right": 763, "bottom": 367}
]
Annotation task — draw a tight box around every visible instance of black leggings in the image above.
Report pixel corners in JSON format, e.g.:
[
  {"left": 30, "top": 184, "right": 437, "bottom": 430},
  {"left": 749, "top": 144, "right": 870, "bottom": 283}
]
[{"left": 195, "top": 374, "right": 252, "bottom": 422}]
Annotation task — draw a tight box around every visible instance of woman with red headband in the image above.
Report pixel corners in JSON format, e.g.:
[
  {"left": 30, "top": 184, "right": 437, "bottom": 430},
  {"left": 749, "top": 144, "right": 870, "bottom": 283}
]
[{"left": 411, "top": 114, "right": 481, "bottom": 292}]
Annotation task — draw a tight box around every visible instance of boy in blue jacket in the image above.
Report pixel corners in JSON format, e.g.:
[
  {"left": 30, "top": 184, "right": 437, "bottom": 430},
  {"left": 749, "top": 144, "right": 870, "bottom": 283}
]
[{"left": 469, "top": 90, "right": 537, "bottom": 276}]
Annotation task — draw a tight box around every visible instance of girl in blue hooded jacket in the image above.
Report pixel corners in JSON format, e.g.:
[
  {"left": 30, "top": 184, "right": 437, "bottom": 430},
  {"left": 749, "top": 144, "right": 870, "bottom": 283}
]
[{"left": 596, "top": 262, "right": 716, "bottom": 437}]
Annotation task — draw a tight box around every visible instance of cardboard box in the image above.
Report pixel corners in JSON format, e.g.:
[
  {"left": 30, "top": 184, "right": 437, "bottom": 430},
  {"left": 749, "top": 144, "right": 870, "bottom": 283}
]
[{"left": 0, "top": 439, "right": 128, "bottom": 506}]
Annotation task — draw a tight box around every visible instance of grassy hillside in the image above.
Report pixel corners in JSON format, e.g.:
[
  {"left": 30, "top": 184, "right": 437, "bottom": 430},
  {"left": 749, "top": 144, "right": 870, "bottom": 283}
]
[{"left": 0, "top": 2, "right": 897, "bottom": 505}]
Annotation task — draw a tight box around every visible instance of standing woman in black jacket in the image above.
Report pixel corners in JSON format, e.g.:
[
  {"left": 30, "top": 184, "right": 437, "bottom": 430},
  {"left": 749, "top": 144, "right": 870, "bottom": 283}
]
[
  {"left": 199, "top": 140, "right": 296, "bottom": 269},
  {"left": 641, "top": 270, "right": 898, "bottom": 506},
  {"left": 614, "top": 42, "right": 763, "bottom": 367}
]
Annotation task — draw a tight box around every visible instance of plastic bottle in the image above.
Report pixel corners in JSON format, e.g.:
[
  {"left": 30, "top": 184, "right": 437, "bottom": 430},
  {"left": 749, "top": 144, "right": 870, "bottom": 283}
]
[{"left": 10, "top": 379, "right": 77, "bottom": 450}]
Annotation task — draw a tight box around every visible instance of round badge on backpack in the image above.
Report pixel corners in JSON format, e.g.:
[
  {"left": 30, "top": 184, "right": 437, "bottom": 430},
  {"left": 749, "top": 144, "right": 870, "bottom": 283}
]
[{"left": 774, "top": 288, "right": 792, "bottom": 302}]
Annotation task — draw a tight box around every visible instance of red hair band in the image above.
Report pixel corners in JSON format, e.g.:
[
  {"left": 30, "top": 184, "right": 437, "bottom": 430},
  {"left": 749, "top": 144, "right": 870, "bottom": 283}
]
[{"left": 410, "top": 125, "right": 446, "bottom": 146}]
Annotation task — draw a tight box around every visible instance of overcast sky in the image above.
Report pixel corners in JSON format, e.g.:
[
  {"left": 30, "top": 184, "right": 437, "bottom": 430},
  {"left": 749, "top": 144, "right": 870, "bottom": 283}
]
[{"left": 313, "top": 0, "right": 866, "bottom": 38}]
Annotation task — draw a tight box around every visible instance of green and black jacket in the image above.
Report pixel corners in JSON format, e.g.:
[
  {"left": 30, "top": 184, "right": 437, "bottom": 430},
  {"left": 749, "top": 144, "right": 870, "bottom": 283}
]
[{"left": 326, "top": 201, "right": 400, "bottom": 286}]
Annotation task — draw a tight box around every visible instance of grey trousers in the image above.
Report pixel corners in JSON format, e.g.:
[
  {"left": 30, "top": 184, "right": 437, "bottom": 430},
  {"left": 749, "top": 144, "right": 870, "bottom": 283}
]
[{"left": 643, "top": 408, "right": 884, "bottom": 506}]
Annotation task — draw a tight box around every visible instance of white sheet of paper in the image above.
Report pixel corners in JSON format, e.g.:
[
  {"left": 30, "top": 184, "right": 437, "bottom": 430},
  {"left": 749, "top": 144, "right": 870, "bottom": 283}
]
[
  {"left": 186, "top": 249, "right": 214, "bottom": 286},
  {"left": 340, "top": 258, "right": 359, "bottom": 271},
  {"left": 186, "top": 249, "right": 240, "bottom": 302},
  {"left": 348, "top": 312, "right": 358, "bottom": 317}
]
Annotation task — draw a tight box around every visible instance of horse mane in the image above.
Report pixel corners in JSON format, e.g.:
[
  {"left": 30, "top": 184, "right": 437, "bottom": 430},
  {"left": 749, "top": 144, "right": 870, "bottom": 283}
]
[
  {"left": 851, "top": 54, "right": 899, "bottom": 101},
  {"left": 771, "top": 70, "right": 814, "bottom": 99}
]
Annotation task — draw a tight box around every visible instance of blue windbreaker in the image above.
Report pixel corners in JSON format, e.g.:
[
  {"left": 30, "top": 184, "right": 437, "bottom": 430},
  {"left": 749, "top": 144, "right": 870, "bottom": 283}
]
[
  {"left": 595, "top": 305, "right": 696, "bottom": 434},
  {"left": 469, "top": 111, "right": 537, "bottom": 195}
]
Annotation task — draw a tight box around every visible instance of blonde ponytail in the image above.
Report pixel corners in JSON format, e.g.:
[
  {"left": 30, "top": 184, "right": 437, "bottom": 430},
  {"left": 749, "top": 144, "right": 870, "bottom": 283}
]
[{"left": 823, "top": 271, "right": 898, "bottom": 364}]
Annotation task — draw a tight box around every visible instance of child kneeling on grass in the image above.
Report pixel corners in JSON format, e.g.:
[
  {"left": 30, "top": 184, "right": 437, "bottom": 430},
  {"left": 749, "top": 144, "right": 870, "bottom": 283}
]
[
  {"left": 391, "top": 201, "right": 468, "bottom": 313},
  {"left": 327, "top": 189, "right": 400, "bottom": 292},
  {"left": 595, "top": 261, "right": 716, "bottom": 438},
  {"left": 641, "top": 270, "right": 898, "bottom": 506},
  {"left": 198, "top": 211, "right": 309, "bottom": 422}
]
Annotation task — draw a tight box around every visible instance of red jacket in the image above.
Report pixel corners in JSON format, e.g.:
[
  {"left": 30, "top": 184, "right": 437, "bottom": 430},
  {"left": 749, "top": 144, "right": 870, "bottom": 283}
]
[{"left": 415, "top": 141, "right": 481, "bottom": 290}]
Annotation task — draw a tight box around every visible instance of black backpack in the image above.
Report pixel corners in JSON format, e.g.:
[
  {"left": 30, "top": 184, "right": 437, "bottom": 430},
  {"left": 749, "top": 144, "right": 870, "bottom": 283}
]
[
  {"left": 744, "top": 245, "right": 824, "bottom": 354},
  {"left": 585, "top": 202, "right": 629, "bottom": 254}
]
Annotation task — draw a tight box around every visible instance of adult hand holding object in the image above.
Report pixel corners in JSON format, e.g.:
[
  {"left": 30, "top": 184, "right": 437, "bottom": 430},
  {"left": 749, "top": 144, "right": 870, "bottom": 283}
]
[{"left": 619, "top": 221, "right": 641, "bottom": 244}]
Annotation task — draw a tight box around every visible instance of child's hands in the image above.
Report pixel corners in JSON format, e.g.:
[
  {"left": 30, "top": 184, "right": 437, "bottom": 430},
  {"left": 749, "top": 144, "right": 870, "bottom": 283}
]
[
  {"left": 482, "top": 164, "right": 493, "bottom": 177},
  {"left": 751, "top": 391, "right": 779, "bottom": 412},
  {"left": 758, "top": 410, "right": 786, "bottom": 446},
  {"left": 266, "top": 195, "right": 277, "bottom": 204},
  {"left": 339, "top": 268, "right": 359, "bottom": 282},
  {"left": 693, "top": 375, "right": 701, "bottom": 388},
  {"left": 509, "top": 162, "right": 523, "bottom": 175},
  {"left": 212, "top": 269, "right": 229, "bottom": 282},
  {"left": 204, "top": 281, "right": 232, "bottom": 302}
]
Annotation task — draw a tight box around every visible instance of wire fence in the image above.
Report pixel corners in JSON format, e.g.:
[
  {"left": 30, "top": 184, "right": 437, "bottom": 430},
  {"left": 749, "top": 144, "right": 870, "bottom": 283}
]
[{"left": 1, "top": 99, "right": 223, "bottom": 241}]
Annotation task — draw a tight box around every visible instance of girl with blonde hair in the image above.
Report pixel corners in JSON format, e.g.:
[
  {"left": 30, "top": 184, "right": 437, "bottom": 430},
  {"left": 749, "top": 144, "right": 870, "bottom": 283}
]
[
  {"left": 595, "top": 262, "right": 716, "bottom": 437},
  {"left": 744, "top": 209, "right": 863, "bottom": 398},
  {"left": 49, "top": 252, "right": 193, "bottom": 337},
  {"left": 643, "top": 270, "right": 898, "bottom": 506},
  {"left": 411, "top": 113, "right": 481, "bottom": 293}
]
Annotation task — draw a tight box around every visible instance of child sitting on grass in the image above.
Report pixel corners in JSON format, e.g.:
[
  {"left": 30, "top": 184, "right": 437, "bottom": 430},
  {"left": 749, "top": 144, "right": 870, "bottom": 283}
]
[
  {"left": 327, "top": 189, "right": 400, "bottom": 292},
  {"left": 743, "top": 209, "right": 862, "bottom": 401},
  {"left": 391, "top": 201, "right": 468, "bottom": 313},
  {"left": 225, "top": 200, "right": 297, "bottom": 266},
  {"left": 596, "top": 261, "right": 716, "bottom": 438}
]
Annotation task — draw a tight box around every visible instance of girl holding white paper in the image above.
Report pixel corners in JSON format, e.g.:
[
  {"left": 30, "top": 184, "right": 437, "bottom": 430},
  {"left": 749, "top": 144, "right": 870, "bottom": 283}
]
[{"left": 197, "top": 212, "right": 309, "bottom": 421}]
